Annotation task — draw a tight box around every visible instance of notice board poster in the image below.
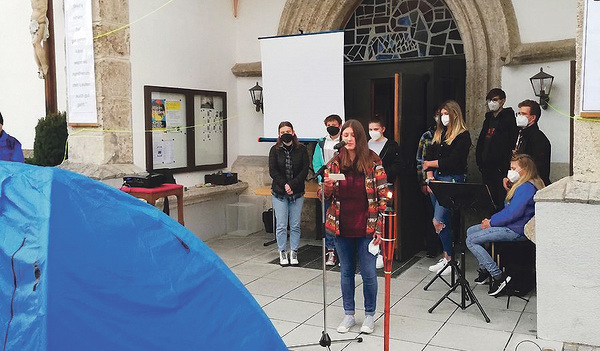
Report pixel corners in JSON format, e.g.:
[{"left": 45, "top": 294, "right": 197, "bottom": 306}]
[
  {"left": 581, "top": 0, "right": 600, "bottom": 118},
  {"left": 65, "top": 0, "right": 98, "bottom": 124}
]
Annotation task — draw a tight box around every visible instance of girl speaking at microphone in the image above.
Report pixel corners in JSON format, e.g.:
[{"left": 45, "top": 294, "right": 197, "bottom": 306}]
[
  {"left": 466, "top": 154, "right": 544, "bottom": 296},
  {"left": 320, "top": 119, "right": 389, "bottom": 335}
]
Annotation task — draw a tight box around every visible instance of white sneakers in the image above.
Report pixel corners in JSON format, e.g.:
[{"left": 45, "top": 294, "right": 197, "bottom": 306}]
[
  {"left": 336, "top": 315, "right": 355, "bottom": 333},
  {"left": 279, "top": 251, "right": 289, "bottom": 266},
  {"left": 428, "top": 257, "right": 458, "bottom": 276},
  {"left": 428, "top": 257, "right": 449, "bottom": 272},
  {"left": 360, "top": 315, "right": 375, "bottom": 334},
  {"left": 326, "top": 249, "right": 336, "bottom": 266},
  {"left": 336, "top": 315, "right": 375, "bottom": 334},
  {"left": 290, "top": 250, "right": 299, "bottom": 265},
  {"left": 279, "top": 250, "right": 299, "bottom": 266}
]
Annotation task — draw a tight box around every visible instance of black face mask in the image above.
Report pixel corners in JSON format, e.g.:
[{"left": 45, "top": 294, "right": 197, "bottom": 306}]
[
  {"left": 280, "top": 133, "right": 293, "bottom": 143},
  {"left": 326, "top": 126, "right": 340, "bottom": 136}
]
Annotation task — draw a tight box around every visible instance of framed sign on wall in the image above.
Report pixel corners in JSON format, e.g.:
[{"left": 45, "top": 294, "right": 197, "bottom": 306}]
[{"left": 144, "top": 86, "right": 227, "bottom": 172}]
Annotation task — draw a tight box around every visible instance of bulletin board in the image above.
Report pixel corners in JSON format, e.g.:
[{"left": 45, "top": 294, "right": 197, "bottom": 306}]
[{"left": 144, "top": 86, "right": 227, "bottom": 172}]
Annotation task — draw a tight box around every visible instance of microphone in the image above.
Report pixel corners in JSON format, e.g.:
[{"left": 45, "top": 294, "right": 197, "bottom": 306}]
[{"left": 333, "top": 140, "right": 347, "bottom": 150}]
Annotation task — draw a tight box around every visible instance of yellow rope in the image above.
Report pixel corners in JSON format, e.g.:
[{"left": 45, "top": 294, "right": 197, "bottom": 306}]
[
  {"left": 93, "top": 0, "right": 177, "bottom": 40},
  {"left": 62, "top": 114, "right": 236, "bottom": 162},
  {"left": 547, "top": 102, "right": 600, "bottom": 122}
]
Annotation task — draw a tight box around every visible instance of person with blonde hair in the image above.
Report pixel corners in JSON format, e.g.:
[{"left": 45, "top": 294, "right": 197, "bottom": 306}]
[
  {"left": 321, "top": 119, "right": 389, "bottom": 334},
  {"left": 466, "top": 154, "right": 545, "bottom": 296},
  {"left": 422, "top": 100, "right": 471, "bottom": 275}
]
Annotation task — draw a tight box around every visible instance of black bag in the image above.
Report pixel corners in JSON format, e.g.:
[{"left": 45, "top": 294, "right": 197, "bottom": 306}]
[
  {"left": 153, "top": 169, "right": 177, "bottom": 215},
  {"left": 262, "top": 208, "right": 274, "bottom": 233}
]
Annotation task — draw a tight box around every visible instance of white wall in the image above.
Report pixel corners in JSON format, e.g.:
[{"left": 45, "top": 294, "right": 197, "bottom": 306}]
[
  {"left": 233, "top": 0, "right": 286, "bottom": 156},
  {"left": 536, "top": 199, "right": 600, "bottom": 346},
  {"left": 129, "top": 0, "right": 237, "bottom": 179},
  {"left": 512, "top": 0, "right": 578, "bottom": 43},
  {"left": 0, "top": 2, "right": 47, "bottom": 149},
  {"left": 502, "top": 60, "right": 571, "bottom": 166}
]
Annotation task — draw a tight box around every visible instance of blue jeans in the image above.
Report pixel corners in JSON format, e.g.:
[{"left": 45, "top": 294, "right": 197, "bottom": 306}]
[
  {"left": 465, "top": 224, "right": 527, "bottom": 278},
  {"left": 272, "top": 195, "right": 304, "bottom": 252},
  {"left": 323, "top": 202, "right": 335, "bottom": 250},
  {"left": 335, "top": 236, "right": 377, "bottom": 316},
  {"left": 429, "top": 173, "right": 465, "bottom": 257}
]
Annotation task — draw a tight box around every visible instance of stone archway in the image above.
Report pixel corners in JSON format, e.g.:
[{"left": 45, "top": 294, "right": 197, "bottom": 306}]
[{"left": 277, "top": 0, "right": 511, "bottom": 133}]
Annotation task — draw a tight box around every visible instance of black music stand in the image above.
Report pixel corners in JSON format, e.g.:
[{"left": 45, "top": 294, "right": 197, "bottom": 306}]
[{"left": 423, "top": 181, "right": 495, "bottom": 323}]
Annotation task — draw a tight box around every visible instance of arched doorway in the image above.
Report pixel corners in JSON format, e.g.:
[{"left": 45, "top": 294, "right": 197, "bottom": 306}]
[{"left": 277, "top": 0, "right": 513, "bottom": 259}]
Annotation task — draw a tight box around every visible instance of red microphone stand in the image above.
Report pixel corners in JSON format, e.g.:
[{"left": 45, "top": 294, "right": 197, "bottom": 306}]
[{"left": 381, "top": 192, "right": 396, "bottom": 351}]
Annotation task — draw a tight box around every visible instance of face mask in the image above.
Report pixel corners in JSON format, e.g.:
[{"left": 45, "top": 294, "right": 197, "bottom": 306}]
[
  {"left": 326, "top": 126, "right": 340, "bottom": 136},
  {"left": 488, "top": 100, "right": 500, "bottom": 112},
  {"left": 507, "top": 169, "right": 520, "bottom": 183},
  {"left": 369, "top": 130, "right": 382, "bottom": 140},
  {"left": 516, "top": 114, "right": 529, "bottom": 128},
  {"left": 280, "top": 133, "right": 293, "bottom": 143},
  {"left": 441, "top": 114, "right": 450, "bottom": 126},
  {"left": 434, "top": 116, "right": 439, "bottom": 124}
]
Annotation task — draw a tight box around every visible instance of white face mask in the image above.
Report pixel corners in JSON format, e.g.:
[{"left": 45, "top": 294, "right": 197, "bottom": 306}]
[
  {"left": 507, "top": 169, "right": 521, "bottom": 183},
  {"left": 487, "top": 100, "right": 500, "bottom": 112},
  {"left": 516, "top": 114, "right": 529, "bottom": 128},
  {"left": 369, "top": 130, "right": 382, "bottom": 141},
  {"left": 434, "top": 115, "right": 439, "bottom": 124},
  {"left": 441, "top": 114, "right": 450, "bottom": 126}
]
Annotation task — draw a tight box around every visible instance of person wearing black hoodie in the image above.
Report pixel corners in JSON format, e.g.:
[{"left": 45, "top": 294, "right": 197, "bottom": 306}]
[
  {"left": 476, "top": 88, "right": 518, "bottom": 210},
  {"left": 367, "top": 117, "right": 403, "bottom": 186}
]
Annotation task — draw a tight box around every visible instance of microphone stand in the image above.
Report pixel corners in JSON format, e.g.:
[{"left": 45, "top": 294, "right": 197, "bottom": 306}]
[{"left": 288, "top": 167, "right": 363, "bottom": 350}]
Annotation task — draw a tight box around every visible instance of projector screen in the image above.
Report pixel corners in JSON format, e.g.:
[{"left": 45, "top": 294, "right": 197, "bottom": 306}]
[{"left": 260, "top": 31, "right": 345, "bottom": 140}]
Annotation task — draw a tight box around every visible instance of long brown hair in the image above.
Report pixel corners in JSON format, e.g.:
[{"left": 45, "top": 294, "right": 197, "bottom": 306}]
[
  {"left": 506, "top": 154, "right": 545, "bottom": 201},
  {"left": 338, "top": 119, "right": 378, "bottom": 174},
  {"left": 433, "top": 100, "right": 468, "bottom": 145},
  {"left": 274, "top": 121, "right": 299, "bottom": 148}
]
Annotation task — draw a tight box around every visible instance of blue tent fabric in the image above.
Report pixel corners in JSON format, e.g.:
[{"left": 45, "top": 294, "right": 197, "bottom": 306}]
[{"left": 0, "top": 162, "right": 287, "bottom": 351}]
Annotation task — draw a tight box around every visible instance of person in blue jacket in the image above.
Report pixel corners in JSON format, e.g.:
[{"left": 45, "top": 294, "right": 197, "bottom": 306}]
[
  {"left": 0, "top": 112, "right": 25, "bottom": 163},
  {"left": 466, "top": 154, "right": 545, "bottom": 296}
]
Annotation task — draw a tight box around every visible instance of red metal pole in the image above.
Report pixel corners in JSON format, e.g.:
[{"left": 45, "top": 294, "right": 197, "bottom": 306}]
[{"left": 382, "top": 197, "right": 396, "bottom": 351}]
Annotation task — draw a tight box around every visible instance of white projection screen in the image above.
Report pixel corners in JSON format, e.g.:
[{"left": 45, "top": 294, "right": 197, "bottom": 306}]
[{"left": 260, "top": 31, "right": 345, "bottom": 139}]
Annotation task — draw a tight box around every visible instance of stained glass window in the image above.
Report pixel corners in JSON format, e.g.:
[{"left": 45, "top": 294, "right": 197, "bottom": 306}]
[{"left": 344, "top": 0, "right": 463, "bottom": 62}]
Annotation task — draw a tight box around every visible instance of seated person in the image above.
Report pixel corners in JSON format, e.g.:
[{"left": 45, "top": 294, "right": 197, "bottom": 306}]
[{"left": 465, "top": 154, "right": 544, "bottom": 296}]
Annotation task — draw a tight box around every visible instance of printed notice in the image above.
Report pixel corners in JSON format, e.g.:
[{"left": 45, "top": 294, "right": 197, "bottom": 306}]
[
  {"left": 65, "top": 0, "right": 98, "bottom": 123},
  {"left": 153, "top": 138, "right": 175, "bottom": 164}
]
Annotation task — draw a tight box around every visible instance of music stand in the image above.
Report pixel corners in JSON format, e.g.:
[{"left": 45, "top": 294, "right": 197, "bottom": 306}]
[{"left": 424, "top": 181, "right": 495, "bottom": 323}]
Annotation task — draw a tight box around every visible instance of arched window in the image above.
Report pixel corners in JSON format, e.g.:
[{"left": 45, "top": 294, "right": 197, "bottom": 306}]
[{"left": 344, "top": 0, "right": 463, "bottom": 62}]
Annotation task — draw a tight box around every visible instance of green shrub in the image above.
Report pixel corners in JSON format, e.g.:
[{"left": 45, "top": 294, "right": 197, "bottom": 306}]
[{"left": 32, "top": 111, "right": 68, "bottom": 166}]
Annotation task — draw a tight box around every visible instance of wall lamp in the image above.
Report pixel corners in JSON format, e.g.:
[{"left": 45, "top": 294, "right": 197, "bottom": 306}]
[
  {"left": 530, "top": 67, "right": 554, "bottom": 110},
  {"left": 249, "top": 82, "right": 263, "bottom": 113}
]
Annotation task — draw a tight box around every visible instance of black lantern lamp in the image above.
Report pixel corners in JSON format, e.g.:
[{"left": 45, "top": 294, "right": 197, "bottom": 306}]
[
  {"left": 530, "top": 67, "right": 554, "bottom": 110},
  {"left": 249, "top": 82, "right": 263, "bottom": 112}
]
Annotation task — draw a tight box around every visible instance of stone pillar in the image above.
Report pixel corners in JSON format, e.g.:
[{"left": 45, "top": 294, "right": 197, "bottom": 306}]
[
  {"left": 535, "top": 0, "right": 600, "bottom": 346},
  {"left": 62, "top": 0, "right": 141, "bottom": 180}
]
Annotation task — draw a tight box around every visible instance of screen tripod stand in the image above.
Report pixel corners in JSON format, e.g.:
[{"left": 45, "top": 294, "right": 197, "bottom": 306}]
[{"left": 423, "top": 181, "right": 496, "bottom": 323}]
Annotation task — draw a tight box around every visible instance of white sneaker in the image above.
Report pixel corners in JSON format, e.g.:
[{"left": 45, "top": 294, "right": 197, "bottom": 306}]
[
  {"left": 289, "top": 250, "right": 299, "bottom": 265},
  {"left": 428, "top": 257, "right": 449, "bottom": 272},
  {"left": 337, "top": 315, "right": 355, "bottom": 333},
  {"left": 279, "top": 251, "right": 289, "bottom": 266},
  {"left": 376, "top": 254, "right": 384, "bottom": 269},
  {"left": 439, "top": 260, "right": 459, "bottom": 276},
  {"left": 326, "top": 250, "right": 336, "bottom": 266},
  {"left": 360, "top": 315, "right": 375, "bottom": 334}
]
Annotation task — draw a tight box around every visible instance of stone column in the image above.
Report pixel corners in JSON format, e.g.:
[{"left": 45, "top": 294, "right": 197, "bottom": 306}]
[
  {"left": 61, "top": 0, "right": 141, "bottom": 180},
  {"left": 535, "top": 0, "right": 600, "bottom": 346}
]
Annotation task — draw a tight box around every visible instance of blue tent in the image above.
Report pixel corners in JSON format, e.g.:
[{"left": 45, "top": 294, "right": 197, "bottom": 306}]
[{"left": 0, "top": 162, "right": 286, "bottom": 351}]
